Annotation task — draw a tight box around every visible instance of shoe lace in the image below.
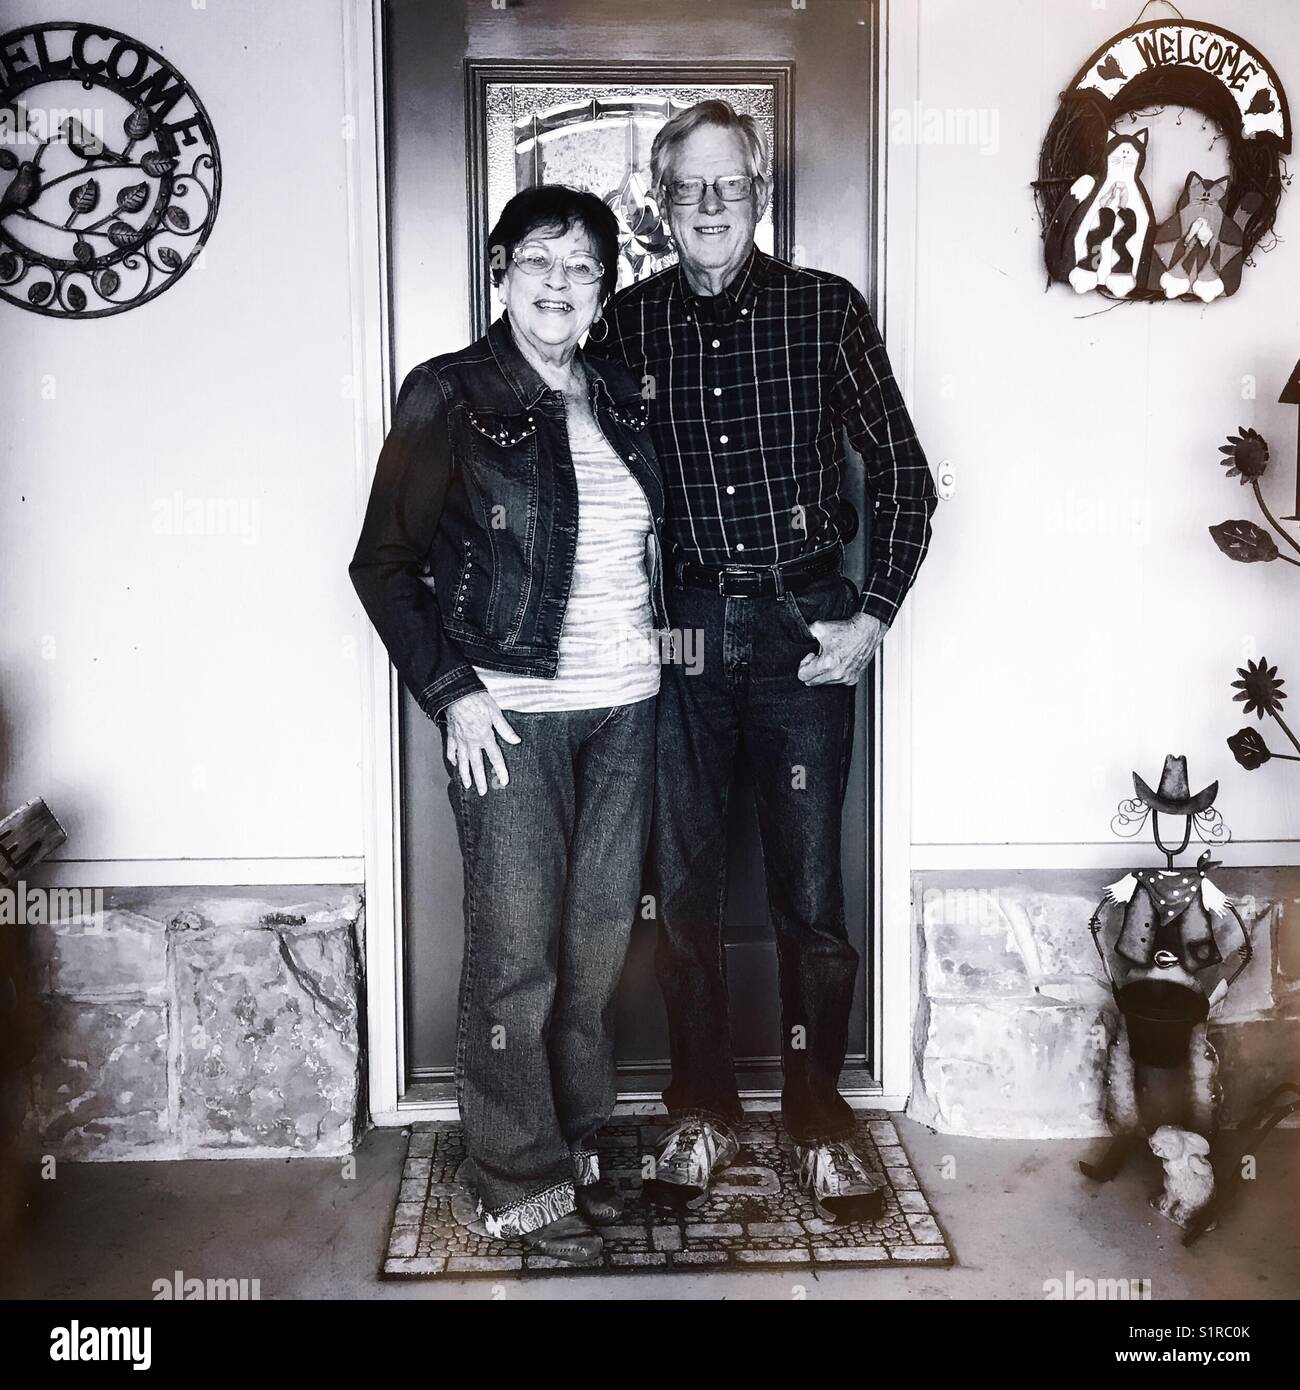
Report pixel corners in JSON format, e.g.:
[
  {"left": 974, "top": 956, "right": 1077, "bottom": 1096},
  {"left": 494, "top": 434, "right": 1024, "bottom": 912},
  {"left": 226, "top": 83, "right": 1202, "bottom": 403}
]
[
  {"left": 803, "top": 1140, "right": 862, "bottom": 1194},
  {"left": 661, "top": 1117, "right": 714, "bottom": 1166}
]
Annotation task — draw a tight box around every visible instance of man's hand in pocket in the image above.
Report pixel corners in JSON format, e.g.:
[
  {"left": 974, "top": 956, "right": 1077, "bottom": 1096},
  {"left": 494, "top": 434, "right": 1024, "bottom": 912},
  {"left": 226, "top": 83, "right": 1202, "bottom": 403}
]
[{"left": 798, "top": 611, "right": 886, "bottom": 687}]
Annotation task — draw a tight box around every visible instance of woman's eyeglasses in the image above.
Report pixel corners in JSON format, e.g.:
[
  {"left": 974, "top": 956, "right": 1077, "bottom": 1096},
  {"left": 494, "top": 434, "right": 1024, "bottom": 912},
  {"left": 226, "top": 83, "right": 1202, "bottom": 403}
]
[
  {"left": 511, "top": 243, "right": 604, "bottom": 285},
  {"left": 662, "top": 174, "right": 755, "bottom": 206}
]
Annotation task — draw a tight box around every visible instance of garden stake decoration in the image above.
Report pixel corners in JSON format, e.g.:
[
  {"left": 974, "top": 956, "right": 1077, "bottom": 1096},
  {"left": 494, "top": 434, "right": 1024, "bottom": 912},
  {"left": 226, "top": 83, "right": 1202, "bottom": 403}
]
[
  {"left": 1181, "top": 1083, "right": 1300, "bottom": 1247},
  {"left": 1035, "top": 4, "right": 1290, "bottom": 304},
  {"left": 1283, "top": 358, "right": 1300, "bottom": 521},
  {"left": 1207, "top": 403, "right": 1300, "bottom": 775},
  {"left": 1080, "top": 756, "right": 1252, "bottom": 1235}
]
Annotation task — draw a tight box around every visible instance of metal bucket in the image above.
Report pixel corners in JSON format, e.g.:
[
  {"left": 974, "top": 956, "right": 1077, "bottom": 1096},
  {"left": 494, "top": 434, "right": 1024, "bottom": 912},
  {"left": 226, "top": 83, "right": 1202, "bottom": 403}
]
[{"left": 1116, "top": 980, "right": 1209, "bottom": 1068}]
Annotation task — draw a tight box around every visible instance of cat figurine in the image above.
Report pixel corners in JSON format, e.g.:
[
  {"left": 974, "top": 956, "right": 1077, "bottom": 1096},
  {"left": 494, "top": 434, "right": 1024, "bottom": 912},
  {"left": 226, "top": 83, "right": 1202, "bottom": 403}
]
[
  {"left": 1060, "top": 129, "right": 1156, "bottom": 298},
  {"left": 1150, "top": 172, "right": 1253, "bottom": 303}
]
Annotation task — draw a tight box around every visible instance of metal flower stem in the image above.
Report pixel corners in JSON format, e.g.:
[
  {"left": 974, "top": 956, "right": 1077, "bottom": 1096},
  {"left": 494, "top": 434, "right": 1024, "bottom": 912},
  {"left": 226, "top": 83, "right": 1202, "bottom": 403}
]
[
  {"left": 1268, "top": 707, "right": 1300, "bottom": 758},
  {"left": 1252, "top": 479, "right": 1300, "bottom": 561}
]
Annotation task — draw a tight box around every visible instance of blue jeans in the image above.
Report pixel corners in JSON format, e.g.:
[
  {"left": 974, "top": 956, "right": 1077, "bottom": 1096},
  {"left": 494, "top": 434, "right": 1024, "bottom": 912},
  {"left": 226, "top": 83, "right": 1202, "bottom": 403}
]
[
  {"left": 446, "top": 697, "right": 654, "bottom": 1229},
  {"left": 651, "top": 574, "right": 861, "bottom": 1145}
]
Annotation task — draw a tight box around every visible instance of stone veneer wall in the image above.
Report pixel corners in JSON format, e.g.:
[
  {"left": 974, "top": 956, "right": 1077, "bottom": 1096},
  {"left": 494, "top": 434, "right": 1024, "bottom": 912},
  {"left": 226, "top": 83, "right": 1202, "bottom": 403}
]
[
  {"left": 20, "top": 887, "right": 365, "bottom": 1160},
  {"left": 909, "top": 867, "right": 1300, "bottom": 1137}
]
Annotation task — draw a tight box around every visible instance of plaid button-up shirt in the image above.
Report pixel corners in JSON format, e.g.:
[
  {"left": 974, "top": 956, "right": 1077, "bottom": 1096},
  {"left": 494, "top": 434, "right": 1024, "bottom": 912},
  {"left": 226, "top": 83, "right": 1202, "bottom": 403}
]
[{"left": 588, "top": 247, "right": 938, "bottom": 626}]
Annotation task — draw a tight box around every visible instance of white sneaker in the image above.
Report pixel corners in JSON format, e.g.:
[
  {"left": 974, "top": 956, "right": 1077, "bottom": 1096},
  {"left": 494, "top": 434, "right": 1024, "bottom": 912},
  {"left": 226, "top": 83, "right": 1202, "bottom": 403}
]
[
  {"left": 644, "top": 1116, "right": 739, "bottom": 1209},
  {"left": 795, "top": 1139, "right": 886, "bottom": 1223}
]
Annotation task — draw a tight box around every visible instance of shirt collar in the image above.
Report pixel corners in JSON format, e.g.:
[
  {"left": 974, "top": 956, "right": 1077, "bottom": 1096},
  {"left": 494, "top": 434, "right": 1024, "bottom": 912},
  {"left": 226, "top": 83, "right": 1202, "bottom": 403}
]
[
  {"left": 488, "top": 313, "right": 549, "bottom": 407},
  {"left": 488, "top": 312, "right": 632, "bottom": 410},
  {"left": 675, "top": 244, "right": 766, "bottom": 324}
]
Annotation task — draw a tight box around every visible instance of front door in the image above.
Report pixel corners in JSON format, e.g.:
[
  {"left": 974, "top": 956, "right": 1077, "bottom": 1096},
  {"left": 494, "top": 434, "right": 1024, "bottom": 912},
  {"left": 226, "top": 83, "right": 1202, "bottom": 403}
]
[{"left": 386, "top": 0, "right": 879, "bottom": 1099}]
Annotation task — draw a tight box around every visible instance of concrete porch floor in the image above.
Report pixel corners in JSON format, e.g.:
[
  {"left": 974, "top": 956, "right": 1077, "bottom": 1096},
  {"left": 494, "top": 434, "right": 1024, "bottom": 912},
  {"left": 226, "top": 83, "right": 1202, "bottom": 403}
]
[{"left": 3, "top": 1115, "right": 1297, "bottom": 1300}]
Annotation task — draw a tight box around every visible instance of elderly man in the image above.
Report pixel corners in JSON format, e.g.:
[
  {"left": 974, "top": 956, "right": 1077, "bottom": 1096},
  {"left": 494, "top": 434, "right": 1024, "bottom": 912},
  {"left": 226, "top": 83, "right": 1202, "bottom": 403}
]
[{"left": 587, "top": 99, "right": 938, "bottom": 1220}]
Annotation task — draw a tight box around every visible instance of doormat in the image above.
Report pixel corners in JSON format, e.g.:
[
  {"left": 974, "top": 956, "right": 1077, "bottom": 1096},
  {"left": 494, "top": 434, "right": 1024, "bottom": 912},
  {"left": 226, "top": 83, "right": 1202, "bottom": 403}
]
[{"left": 382, "top": 1110, "right": 953, "bottom": 1277}]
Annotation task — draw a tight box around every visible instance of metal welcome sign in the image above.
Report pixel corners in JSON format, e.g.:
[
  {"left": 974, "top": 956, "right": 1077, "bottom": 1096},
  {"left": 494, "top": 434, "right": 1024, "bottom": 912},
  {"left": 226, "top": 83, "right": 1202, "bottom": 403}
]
[{"left": 0, "top": 21, "right": 220, "bottom": 317}]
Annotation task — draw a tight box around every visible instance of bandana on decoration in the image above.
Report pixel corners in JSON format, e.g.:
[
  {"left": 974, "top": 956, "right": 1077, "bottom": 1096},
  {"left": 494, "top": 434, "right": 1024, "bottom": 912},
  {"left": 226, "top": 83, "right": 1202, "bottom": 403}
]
[{"left": 1103, "top": 868, "right": 1230, "bottom": 922}]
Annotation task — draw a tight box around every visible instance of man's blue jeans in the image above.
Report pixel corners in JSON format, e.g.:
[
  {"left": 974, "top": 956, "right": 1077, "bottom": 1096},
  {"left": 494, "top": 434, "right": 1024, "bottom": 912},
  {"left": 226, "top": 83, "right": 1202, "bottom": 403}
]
[
  {"left": 447, "top": 696, "right": 654, "bottom": 1229},
  {"left": 651, "top": 573, "right": 861, "bottom": 1145}
]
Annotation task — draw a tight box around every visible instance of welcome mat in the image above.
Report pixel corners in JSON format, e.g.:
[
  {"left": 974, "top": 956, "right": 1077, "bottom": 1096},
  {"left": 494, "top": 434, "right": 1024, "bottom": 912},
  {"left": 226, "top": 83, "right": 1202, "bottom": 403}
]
[{"left": 383, "top": 1110, "right": 953, "bottom": 1277}]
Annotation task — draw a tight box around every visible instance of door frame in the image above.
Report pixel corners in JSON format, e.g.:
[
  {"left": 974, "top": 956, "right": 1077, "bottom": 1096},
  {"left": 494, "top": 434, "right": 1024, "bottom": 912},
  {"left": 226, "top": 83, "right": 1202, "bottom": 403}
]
[{"left": 348, "top": 0, "right": 920, "bottom": 1125}]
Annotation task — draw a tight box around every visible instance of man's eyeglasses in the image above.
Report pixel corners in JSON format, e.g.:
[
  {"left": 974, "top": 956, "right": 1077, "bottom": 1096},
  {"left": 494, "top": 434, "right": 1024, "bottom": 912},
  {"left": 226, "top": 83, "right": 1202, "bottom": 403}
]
[
  {"left": 511, "top": 242, "right": 604, "bottom": 285},
  {"left": 662, "top": 174, "right": 755, "bottom": 206}
]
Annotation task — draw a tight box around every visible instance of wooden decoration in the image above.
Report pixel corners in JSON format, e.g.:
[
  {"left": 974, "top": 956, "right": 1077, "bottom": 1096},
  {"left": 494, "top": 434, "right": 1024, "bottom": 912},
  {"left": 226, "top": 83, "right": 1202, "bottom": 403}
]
[
  {"left": 1036, "top": 16, "right": 1291, "bottom": 303},
  {"left": 0, "top": 798, "right": 67, "bottom": 889},
  {"left": 1280, "top": 359, "right": 1300, "bottom": 522}
]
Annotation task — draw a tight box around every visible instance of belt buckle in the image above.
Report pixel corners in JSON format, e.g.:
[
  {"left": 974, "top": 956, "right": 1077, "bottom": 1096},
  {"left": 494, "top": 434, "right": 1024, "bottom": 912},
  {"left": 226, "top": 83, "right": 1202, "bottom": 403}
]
[{"left": 718, "top": 564, "right": 755, "bottom": 596}]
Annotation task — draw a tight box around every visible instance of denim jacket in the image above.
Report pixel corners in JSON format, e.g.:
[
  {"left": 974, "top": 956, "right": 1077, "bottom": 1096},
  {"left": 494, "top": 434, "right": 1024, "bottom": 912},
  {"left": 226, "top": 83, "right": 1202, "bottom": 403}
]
[{"left": 350, "top": 314, "right": 669, "bottom": 723}]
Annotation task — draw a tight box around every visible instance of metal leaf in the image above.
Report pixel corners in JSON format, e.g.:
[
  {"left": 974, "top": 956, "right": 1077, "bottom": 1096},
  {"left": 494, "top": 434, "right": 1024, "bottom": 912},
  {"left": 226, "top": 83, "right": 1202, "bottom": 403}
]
[
  {"left": 116, "top": 182, "right": 149, "bottom": 213},
  {"left": 1209, "top": 520, "right": 1279, "bottom": 563},
  {"left": 142, "top": 151, "right": 176, "bottom": 177},
  {"left": 68, "top": 178, "right": 99, "bottom": 214},
  {"left": 164, "top": 205, "right": 190, "bottom": 231},
  {"left": 0, "top": 149, "right": 17, "bottom": 170},
  {"left": 97, "top": 269, "right": 121, "bottom": 296},
  {"left": 124, "top": 105, "right": 151, "bottom": 139},
  {"left": 72, "top": 238, "right": 93, "bottom": 265},
  {"left": 66, "top": 284, "right": 87, "bottom": 312},
  {"left": 0, "top": 251, "right": 17, "bottom": 279},
  {"left": 158, "top": 246, "right": 181, "bottom": 270},
  {"left": 27, "top": 281, "right": 52, "bottom": 305},
  {"left": 1227, "top": 727, "right": 1271, "bottom": 770},
  {"left": 107, "top": 221, "right": 138, "bottom": 248}
]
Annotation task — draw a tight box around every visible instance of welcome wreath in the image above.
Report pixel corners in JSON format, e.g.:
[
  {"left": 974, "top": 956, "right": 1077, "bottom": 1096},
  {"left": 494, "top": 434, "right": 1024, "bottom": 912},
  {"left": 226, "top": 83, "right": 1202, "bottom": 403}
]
[{"left": 1035, "top": 8, "right": 1290, "bottom": 304}]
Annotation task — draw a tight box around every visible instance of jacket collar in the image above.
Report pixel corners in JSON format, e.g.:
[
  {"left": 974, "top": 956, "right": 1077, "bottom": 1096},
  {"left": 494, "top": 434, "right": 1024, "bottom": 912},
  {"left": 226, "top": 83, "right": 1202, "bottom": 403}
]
[{"left": 488, "top": 312, "right": 636, "bottom": 409}]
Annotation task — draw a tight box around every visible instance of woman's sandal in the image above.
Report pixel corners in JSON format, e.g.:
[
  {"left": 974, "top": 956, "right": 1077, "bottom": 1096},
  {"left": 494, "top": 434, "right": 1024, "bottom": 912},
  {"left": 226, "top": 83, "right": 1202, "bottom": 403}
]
[
  {"left": 575, "top": 1177, "right": 624, "bottom": 1225},
  {"left": 519, "top": 1212, "right": 604, "bottom": 1265}
]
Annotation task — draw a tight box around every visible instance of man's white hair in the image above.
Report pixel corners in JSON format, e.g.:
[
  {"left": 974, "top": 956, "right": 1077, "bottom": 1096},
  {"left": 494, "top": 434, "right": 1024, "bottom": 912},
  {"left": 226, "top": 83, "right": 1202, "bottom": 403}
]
[{"left": 650, "top": 99, "right": 770, "bottom": 189}]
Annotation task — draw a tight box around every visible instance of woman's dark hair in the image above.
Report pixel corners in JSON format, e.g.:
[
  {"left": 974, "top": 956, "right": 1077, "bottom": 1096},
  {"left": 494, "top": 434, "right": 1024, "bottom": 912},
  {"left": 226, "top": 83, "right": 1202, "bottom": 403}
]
[{"left": 488, "top": 184, "right": 621, "bottom": 303}]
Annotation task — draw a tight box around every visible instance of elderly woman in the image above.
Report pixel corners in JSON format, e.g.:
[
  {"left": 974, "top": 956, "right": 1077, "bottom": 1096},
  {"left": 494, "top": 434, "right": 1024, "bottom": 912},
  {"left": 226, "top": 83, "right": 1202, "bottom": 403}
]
[{"left": 350, "top": 186, "right": 666, "bottom": 1265}]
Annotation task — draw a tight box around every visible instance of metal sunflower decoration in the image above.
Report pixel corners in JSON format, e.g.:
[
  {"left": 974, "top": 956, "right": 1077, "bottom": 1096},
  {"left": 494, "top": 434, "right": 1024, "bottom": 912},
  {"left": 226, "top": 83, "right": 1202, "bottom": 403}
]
[
  {"left": 1227, "top": 659, "right": 1300, "bottom": 770},
  {"left": 1209, "top": 422, "right": 1300, "bottom": 775},
  {"left": 1209, "top": 428, "right": 1300, "bottom": 569}
]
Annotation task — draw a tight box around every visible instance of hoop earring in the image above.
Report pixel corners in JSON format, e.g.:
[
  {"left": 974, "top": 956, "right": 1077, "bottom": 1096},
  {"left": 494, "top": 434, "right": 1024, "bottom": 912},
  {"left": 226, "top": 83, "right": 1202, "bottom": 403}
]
[{"left": 586, "top": 314, "right": 610, "bottom": 344}]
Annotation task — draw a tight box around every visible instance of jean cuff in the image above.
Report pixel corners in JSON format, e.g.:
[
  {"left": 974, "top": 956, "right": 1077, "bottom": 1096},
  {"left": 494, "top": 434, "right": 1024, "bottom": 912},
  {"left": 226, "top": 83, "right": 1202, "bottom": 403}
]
[
  {"left": 787, "top": 1121, "right": 861, "bottom": 1147},
  {"left": 571, "top": 1148, "right": 601, "bottom": 1186},
  {"left": 666, "top": 1105, "right": 742, "bottom": 1143},
  {"left": 478, "top": 1178, "right": 576, "bottom": 1239}
]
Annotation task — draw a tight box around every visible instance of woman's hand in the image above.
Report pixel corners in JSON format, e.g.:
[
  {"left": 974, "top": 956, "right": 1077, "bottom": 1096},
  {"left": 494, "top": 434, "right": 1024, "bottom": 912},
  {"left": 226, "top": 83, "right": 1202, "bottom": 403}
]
[{"left": 443, "top": 691, "right": 521, "bottom": 796}]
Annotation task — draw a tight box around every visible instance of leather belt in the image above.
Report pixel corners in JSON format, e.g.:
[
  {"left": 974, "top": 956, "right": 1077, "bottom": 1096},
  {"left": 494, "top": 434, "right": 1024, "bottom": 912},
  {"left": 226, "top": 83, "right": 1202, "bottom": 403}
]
[{"left": 672, "top": 543, "right": 843, "bottom": 598}]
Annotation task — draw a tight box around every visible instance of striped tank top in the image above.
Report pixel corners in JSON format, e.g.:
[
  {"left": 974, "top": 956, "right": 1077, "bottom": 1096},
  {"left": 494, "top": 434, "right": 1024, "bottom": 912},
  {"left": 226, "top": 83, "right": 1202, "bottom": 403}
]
[{"left": 473, "top": 406, "right": 661, "bottom": 712}]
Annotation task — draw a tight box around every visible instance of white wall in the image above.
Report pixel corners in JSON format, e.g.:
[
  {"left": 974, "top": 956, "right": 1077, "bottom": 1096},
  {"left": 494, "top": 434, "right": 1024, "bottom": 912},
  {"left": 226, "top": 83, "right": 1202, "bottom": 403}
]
[
  {"left": 1, "top": 0, "right": 367, "bottom": 883},
  {"left": 897, "top": 0, "right": 1300, "bottom": 868}
]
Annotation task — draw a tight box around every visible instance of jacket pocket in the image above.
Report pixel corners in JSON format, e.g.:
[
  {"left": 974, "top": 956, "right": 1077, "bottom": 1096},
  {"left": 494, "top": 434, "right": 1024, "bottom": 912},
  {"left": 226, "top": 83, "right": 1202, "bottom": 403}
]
[{"left": 464, "top": 406, "right": 539, "bottom": 454}]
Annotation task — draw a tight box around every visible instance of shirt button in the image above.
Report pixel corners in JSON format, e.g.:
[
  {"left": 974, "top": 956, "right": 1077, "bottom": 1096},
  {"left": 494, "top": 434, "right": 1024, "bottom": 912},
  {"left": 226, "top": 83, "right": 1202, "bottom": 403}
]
[
  {"left": 726, "top": 485, "right": 735, "bottom": 495},
  {"left": 711, "top": 339, "right": 721, "bottom": 348},
  {"left": 740, "top": 307, "right": 749, "bottom": 315},
  {"left": 719, "top": 434, "right": 729, "bottom": 444},
  {"left": 735, "top": 543, "right": 745, "bottom": 552},
  {"left": 713, "top": 387, "right": 722, "bottom": 396}
]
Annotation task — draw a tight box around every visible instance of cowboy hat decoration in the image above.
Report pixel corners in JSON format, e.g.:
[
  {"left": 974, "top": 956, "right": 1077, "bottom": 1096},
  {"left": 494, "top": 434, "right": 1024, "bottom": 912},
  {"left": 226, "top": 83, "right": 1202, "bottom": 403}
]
[{"left": 1131, "top": 753, "right": 1219, "bottom": 817}]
